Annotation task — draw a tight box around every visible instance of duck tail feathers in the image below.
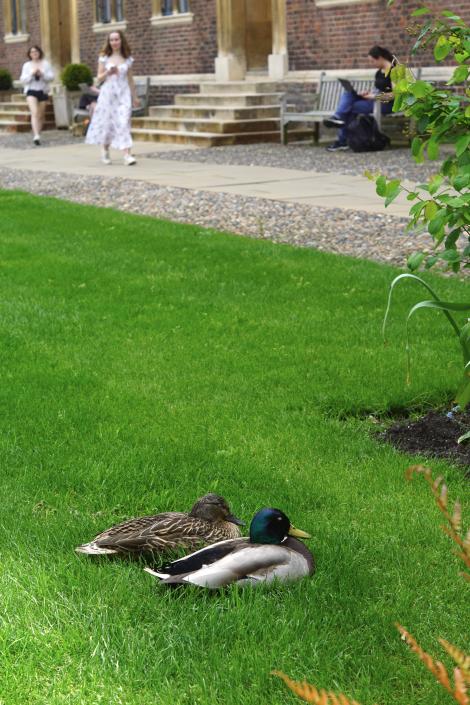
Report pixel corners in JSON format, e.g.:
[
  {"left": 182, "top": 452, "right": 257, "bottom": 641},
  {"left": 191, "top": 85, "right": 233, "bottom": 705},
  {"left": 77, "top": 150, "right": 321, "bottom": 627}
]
[
  {"left": 144, "top": 566, "right": 170, "bottom": 580},
  {"left": 75, "top": 542, "right": 118, "bottom": 555}
]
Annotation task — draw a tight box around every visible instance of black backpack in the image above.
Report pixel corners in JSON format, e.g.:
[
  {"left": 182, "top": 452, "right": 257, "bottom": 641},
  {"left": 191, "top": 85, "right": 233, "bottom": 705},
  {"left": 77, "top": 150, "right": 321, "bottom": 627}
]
[{"left": 346, "top": 114, "right": 390, "bottom": 152}]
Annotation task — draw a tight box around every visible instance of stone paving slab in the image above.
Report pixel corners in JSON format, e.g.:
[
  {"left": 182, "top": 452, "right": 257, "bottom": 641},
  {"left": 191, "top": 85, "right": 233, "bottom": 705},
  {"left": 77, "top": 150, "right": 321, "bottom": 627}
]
[{"left": 0, "top": 141, "right": 412, "bottom": 216}]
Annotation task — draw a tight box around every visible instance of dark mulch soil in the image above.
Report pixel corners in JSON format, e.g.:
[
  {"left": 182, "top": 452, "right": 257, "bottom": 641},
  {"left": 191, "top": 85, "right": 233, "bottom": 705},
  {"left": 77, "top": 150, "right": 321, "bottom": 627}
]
[{"left": 381, "top": 410, "right": 470, "bottom": 473}]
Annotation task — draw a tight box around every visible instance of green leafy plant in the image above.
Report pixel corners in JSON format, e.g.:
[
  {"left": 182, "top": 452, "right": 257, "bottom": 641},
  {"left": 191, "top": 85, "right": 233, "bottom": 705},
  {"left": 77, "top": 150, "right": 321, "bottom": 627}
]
[
  {"left": 0, "top": 68, "right": 13, "bottom": 91},
  {"left": 383, "top": 273, "right": 470, "bottom": 408},
  {"left": 368, "top": 7, "right": 470, "bottom": 273},
  {"left": 60, "top": 63, "right": 93, "bottom": 91}
]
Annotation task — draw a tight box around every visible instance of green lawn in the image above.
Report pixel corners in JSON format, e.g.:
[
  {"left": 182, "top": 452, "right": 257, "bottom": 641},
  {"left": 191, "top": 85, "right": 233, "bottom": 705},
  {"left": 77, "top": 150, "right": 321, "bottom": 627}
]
[{"left": 0, "top": 190, "right": 468, "bottom": 705}]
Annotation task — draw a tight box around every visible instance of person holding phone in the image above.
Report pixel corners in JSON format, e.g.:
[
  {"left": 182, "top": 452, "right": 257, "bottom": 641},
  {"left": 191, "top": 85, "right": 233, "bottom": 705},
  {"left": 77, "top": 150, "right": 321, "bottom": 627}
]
[
  {"left": 323, "top": 46, "right": 396, "bottom": 152},
  {"left": 20, "top": 46, "right": 54, "bottom": 146},
  {"left": 85, "top": 30, "right": 140, "bottom": 166}
]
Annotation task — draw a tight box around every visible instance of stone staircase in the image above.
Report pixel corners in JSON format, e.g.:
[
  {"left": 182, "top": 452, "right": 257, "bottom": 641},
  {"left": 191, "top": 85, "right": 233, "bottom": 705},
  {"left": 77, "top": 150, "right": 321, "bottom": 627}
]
[
  {"left": 131, "top": 81, "right": 283, "bottom": 146},
  {"left": 0, "top": 93, "right": 56, "bottom": 133}
]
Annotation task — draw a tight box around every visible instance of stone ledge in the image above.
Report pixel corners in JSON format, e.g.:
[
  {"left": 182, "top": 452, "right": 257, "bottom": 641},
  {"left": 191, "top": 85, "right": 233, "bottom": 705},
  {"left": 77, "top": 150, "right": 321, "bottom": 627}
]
[
  {"left": 92, "top": 21, "right": 127, "bottom": 34},
  {"left": 4, "top": 32, "right": 30, "bottom": 43},
  {"left": 151, "top": 13, "right": 194, "bottom": 27},
  {"left": 315, "top": 0, "right": 378, "bottom": 8}
]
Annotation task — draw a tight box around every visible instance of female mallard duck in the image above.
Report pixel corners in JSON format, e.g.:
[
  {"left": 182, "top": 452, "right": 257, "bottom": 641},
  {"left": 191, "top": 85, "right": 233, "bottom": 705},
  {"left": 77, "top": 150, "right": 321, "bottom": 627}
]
[
  {"left": 75, "top": 493, "right": 244, "bottom": 557},
  {"left": 144, "top": 507, "right": 315, "bottom": 588}
]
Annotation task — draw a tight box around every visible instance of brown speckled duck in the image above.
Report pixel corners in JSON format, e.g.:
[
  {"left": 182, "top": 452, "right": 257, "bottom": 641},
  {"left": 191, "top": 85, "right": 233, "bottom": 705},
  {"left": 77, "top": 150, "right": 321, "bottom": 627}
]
[{"left": 75, "top": 493, "right": 244, "bottom": 557}]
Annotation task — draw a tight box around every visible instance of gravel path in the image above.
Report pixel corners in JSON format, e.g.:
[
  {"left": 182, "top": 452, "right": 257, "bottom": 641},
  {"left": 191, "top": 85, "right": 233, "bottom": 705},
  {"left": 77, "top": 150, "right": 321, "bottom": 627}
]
[
  {"left": 0, "top": 166, "right": 430, "bottom": 267},
  {"left": 0, "top": 130, "right": 82, "bottom": 150},
  {"left": 144, "top": 142, "right": 446, "bottom": 181}
]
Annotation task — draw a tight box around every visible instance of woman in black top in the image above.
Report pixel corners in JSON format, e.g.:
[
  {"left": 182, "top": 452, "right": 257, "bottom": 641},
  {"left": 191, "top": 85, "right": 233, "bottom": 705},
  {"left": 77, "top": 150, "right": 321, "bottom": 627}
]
[{"left": 323, "top": 46, "right": 396, "bottom": 151}]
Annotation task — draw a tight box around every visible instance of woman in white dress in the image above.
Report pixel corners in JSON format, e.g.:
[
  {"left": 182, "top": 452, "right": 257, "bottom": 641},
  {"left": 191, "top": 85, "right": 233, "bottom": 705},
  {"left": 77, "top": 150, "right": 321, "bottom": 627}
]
[
  {"left": 20, "top": 46, "right": 54, "bottom": 146},
  {"left": 86, "top": 30, "right": 139, "bottom": 166}
]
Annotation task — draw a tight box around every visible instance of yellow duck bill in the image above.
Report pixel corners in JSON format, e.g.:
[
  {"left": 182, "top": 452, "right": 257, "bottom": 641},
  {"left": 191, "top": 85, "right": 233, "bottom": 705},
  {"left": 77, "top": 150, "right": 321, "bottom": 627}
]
[{"left": 288, "top": 525, "right": 311, "bottom": 539}]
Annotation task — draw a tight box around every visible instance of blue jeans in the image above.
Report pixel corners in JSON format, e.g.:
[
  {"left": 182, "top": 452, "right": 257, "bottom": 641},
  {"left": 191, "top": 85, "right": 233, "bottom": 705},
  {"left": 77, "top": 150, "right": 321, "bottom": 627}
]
[{"left": 334, "top": 91, "right": 393, "bottom": 145}]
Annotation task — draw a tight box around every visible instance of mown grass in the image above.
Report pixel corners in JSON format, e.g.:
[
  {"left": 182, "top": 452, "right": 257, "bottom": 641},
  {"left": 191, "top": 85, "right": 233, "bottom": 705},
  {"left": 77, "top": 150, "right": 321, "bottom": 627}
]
[{"left": 0, "top": 189, "right": 468, "bottom": 705}]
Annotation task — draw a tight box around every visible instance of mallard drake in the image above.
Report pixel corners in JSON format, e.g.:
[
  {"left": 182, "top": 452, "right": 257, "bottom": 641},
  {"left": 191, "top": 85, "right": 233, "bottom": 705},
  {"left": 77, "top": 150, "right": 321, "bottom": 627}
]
[
  {"left": 75, "top": 493, "right": 244, "bottom": 557},
  {"left": 144, "top": 507, "right": 315, "bottom": 588}
]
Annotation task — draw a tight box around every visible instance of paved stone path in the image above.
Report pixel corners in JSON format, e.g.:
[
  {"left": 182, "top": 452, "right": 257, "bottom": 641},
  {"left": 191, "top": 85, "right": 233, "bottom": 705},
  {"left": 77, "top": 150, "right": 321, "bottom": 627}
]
[{"left": 0, "top": 131, "right": 434, "bottom": 268}]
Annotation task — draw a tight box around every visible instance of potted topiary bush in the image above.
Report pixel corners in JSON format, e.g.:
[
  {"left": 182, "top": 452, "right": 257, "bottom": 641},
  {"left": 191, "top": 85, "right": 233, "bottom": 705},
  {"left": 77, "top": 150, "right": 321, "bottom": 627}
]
[
  {"left": 52, "top": 63, "right": 93, "bottom": 128},
  {"left": 0, "top": 68, "right": 13, "bottom": 101},
  {"left": 0, "top": 68, "right": 13, "bottom": 91}
]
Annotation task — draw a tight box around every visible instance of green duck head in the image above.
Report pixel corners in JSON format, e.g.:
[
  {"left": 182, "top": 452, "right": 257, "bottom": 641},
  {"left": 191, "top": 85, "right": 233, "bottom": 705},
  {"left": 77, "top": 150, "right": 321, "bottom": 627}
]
[{"left": 249, "top": 508, "right": 311, "bottom": 545}]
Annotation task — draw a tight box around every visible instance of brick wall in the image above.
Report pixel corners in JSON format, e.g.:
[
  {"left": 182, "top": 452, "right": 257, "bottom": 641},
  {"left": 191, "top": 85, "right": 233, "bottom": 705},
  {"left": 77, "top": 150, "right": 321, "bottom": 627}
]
[
  {"left": 286, "top": 0, "right": 470, "bottom": 70},
  {"left": 2, "top": 1, "right": 470, "bottom": 81},
  {"left": 149, "top": 83, "right": 199, "bottom": 105},
  {"left": 77, "top": 0, "right": 217, "bottom": 77},
  {"left": 0, "top": 0, "right": 42, "bottom": 81}
]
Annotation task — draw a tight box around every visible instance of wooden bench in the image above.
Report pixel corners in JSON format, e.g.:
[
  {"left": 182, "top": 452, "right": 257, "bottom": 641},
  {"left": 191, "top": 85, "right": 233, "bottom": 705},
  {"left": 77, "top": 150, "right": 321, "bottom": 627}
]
[
  {"left": 281, "top": 71, "right": 418, "bottom": 146},
  {"left": 72, "top": 76, "right": 150, "bottom": 127},
  {"left": 281, "top": 73, "right": 374, "bottom": 145}
]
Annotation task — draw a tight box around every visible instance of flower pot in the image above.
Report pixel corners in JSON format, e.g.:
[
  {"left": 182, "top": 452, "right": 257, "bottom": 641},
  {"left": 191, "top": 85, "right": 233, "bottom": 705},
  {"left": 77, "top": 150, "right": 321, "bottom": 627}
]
[{"left": 51, "top": 86, "right": 81, "bottom": 128}]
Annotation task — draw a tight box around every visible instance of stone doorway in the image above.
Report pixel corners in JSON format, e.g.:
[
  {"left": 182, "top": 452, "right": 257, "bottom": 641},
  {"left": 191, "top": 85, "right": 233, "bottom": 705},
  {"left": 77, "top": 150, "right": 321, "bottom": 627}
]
[
  {"left": 245, "top": 0, "right": 272, "bottom": 72},
  {"left": 40, "top": 0, "right": 80, "bottom": 71},
  {"left": 215, "top": 0, "right": 287, "bottom": 81}
]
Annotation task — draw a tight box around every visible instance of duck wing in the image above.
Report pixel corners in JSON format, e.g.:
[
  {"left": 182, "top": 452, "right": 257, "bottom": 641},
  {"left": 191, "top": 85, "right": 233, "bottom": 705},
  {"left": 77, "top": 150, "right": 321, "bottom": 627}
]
[
  {"left": 164, "top": 537, "right": 249, "bottom": 573},
  {"left": 77, "top": 512, "right": 206, "bottom": 555},
  {"left": 146, "top": 543, "right": 307, "bottom": 589}
]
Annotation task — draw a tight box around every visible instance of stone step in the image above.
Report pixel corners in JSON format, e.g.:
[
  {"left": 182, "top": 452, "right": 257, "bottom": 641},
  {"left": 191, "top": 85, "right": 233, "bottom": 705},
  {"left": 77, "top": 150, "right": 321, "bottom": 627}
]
[
  {"left": 0, "top": 101, "right": 31, "bottom": 112},
  {"left": 175, "top": 92, "right": 283, "bottom": 107},
  {"left": 0, "top": 93, "right": 27, "bottom": 103},
  {"left": 0, "top": 102, "right": 54, "bottom": 118},
  {"left": 0, "top": 119, "right": 56, "bottom": 133},
  {"left": 0, "top": 107, "right": 54, "bottom": 120},
  {"left": 198, "top": 81, "right": 278, "bottom": 94},
  {"left": 0, "top": 110, "right": 31, "bottom": 122},
  {"left": 148, "top": 104, "right": 280, "bottom": 120},
  {"left": 132, "top": 116, "right": 279, "bottom": 134},
  {"left": 131, "top": 127, "right": 280, "bottom": 146}
]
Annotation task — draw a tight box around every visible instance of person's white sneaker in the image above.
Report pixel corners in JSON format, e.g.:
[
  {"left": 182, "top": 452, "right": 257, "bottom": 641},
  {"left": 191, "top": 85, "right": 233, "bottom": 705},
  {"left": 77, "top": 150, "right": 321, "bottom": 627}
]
[
  {"left": 124, "top": 154, "right": 136, "bottom": 166},
  {"left": 101, "top": 150, "right": 111, "bottom": 165}
]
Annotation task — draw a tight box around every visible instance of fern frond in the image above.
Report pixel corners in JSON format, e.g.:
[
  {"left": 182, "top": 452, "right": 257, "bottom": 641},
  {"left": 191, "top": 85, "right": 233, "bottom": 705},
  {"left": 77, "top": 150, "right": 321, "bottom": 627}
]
[
  {"left": 453, "top": 668, "right": 469, "bottom": 705},
  {"left": 271, "top": 671, "right": 363, "bottom": 705},
  {"left": 397, "top": 625, "right": 469, "bottom": 703},
  {"left": 439, "top": 640, "right": 470, "bottom": 682},
  {"left": 406, "top": 465, "right": 470, "bottom": 580}
]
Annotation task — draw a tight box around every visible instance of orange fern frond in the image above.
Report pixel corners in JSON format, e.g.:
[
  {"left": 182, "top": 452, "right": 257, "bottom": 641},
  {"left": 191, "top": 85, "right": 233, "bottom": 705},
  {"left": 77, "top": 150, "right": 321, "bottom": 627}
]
[
  {"left": 271, "top": 671, "right": 364, "bottom": 705},
  {"left": 405, "top": 465, "right": 470, "bottom": 580},
  {"left": 439, "top": 640, "right": 470, "bottom": 683},
  {"left": 397, "top": 625, "right": 469, "bottom": 704},
  {"left": 453, "top": 668, "right": 469, "bottom": 705}
]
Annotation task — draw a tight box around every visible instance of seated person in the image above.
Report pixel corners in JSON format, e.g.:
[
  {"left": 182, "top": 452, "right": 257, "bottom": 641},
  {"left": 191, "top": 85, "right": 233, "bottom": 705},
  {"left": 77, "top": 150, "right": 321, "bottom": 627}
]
[
  {"left": 78, "top": 84, "right": 100, "bottom": 119},
  {"left": 323, "top": 45, "right": 396, "bottom": 152}
]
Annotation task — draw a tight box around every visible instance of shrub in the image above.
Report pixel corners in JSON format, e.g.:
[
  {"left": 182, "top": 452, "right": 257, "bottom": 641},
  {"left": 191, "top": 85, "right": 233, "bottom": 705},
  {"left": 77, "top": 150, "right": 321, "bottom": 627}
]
[
  {"left": 60, "top": 63, "right": 93, "bottom": 91},
  {"left": 0, "top": 68, "right": 13, "bottom": 91},
  {"left": 370, "top": 7, "right": 470, "bottom": 410},
  {"left": 370, "top": 8, "right": 470, "bottom": 274}
]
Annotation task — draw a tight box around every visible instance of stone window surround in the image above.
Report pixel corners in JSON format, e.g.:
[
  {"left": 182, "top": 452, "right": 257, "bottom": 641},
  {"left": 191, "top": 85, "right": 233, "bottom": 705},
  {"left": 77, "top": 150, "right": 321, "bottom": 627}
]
[
  {"left": 315, "top": 0, "right": 378, "bottom": 7},
  {"left": 4, "top": 31, "right": 30, "bottom": 43},
  {"left": 151, "top": 0, "right": 193, "bottom": 26},
  {"left": 3, "top": 0, "right": 28, "bottom": 41},
  {"left": 93, "top": 19, "right": 127, "bottom": 33},
  {"left": 94, "top": 0, "right": 127, "bottom": 33}
]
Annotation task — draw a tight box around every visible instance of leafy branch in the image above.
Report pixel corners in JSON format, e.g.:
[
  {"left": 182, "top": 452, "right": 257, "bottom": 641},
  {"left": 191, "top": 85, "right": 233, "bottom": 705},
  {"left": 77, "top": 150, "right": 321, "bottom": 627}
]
[{"left": 371, "top": 8, "right": 470, "bottom": 273}]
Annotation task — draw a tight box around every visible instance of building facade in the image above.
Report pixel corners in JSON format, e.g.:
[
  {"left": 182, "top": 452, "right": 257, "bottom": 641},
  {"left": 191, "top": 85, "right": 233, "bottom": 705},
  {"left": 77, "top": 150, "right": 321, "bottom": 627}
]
[{"left": 1, "top": 0, "right": 469, "bottom": 97}]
